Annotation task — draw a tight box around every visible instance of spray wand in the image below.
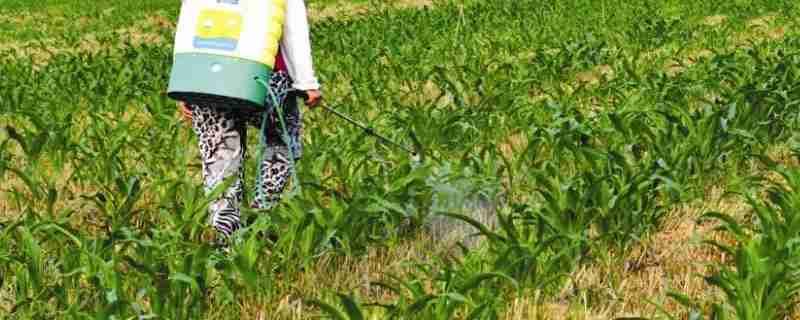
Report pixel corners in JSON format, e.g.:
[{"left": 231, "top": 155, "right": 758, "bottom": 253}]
[{"left": 298, "top": 92, "right": 420, "bottom": 161}]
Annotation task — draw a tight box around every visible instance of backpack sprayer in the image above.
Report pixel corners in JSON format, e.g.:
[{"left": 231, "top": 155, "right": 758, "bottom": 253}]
[
  {"left": 167, "top": 0, "right": 286, "bottom": 109},
  {"left": 167, "top": 0, "right": 418, "bottom": 199}
]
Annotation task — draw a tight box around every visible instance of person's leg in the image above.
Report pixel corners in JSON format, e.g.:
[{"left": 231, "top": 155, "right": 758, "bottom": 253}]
[
  {"left": 191, "top": 105, "right": 247, "bottom": 237},
  {"left": 249, "top": 71, "right": 303, "bottom": 209},
  {"left": 251, "top": 145, "right": 293, "bottom": 209}
]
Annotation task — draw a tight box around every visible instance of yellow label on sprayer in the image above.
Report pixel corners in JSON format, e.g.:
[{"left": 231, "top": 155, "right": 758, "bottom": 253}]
[{"left": 174, "top": 0, "right": 287, "bottom": 67}]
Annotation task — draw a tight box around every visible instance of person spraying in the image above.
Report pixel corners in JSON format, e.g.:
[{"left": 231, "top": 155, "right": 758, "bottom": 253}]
[{"left": 171, "top": 0, "right": 322, "bottom": 245}]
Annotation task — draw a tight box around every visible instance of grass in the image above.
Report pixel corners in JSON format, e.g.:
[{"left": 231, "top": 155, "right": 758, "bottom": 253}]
[{"left": 1, "top": 0, "right": 800, "bottom": 318}]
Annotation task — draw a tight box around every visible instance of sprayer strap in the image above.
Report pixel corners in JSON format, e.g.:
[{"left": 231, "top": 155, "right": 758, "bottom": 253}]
[{"left": 255, "top": 77, "right": 302, "bottom": 206}]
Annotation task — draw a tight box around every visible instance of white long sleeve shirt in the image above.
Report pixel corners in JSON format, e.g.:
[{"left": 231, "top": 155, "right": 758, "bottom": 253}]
[
  {"left": 279, "top": 0, "right": 320, "bottom": 91},
  {"left": 179, "top": 0, "right": 321, "bottom": 91}
]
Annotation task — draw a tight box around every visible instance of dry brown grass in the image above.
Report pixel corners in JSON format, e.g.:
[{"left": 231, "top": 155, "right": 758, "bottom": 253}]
[
  {"left": 309, "top": 0, "right": 434, "bottom": 21},
  {"left": 0, "top": 126, "right": 24, "bottom": 220},
  {"left": 663, "top": 48, "right": 715, "bottom": 77},
  {"left": 702, "top": 15, "right": 729, "bottom": 27},
  {"left": 0, "top": 146, "right": 95, "bottom": 223},
  {"left": 731, "top": 14, "right": 788, "bottom": 48},
  {"left": 771, "top": 147, "right": 800, "bottom": 168},
  {"left": 499, "top": 132, "right": 528, "bottom": 160},
  {"left": 530, "top": 187, "right": 750, "bottom": 318},
  {"left": 504, "top": 294, "right": 606, "bottom": 320},
  {"left": 575, "top": 64, "right": 615, "bottom": 86},
  {"left": 397, "top": 79, "right": 453, "bottom": 107},
  {"left": 236, "top": 233, "right": 444, "bottom": 319}
]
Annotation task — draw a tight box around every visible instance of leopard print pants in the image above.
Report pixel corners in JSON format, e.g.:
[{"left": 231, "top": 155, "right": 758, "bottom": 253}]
[{"left": 190, "top": 71, "right": 302, "bottom": 237}]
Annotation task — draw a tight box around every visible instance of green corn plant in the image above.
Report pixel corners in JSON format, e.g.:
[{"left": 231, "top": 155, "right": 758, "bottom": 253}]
[
  {"left": 3, "top": 0, "right": 800, "bottom": 319},
  {"left": 669, "top": 166, "right": 800, "bottom": 319},
  {"left": 364, "top": 258, "right": 517, "bottom": 319},
  {"left": 11, "top": 226, "right": 45, "bottom": 314},
  {"left": 307, "top": 294, "right": 368, "bottom": 320},
  {"left": 443, "top": 206, "right": 571, "bottom": 294}
]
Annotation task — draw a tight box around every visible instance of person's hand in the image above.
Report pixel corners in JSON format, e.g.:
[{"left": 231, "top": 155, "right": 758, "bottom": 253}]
[
  {"left": 178, "top": 101, "right": 192, "bottom": 122},
  {"left": 304, "top": 89, "right": 322, "bottom": 108}
]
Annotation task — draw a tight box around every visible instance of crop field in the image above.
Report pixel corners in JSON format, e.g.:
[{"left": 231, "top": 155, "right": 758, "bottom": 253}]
[{"left": 1, "top": 0, "right": 800, "bottom": 318}]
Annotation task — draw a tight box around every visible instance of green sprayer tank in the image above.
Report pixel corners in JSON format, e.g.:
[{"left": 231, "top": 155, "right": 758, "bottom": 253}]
[{"left": 168, "top": 0, "right": 286, "bottom": 109}]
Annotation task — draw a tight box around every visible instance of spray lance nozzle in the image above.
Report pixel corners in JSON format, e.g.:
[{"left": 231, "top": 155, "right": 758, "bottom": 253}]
[{"left": 295, "top": 91, "right": 421, "bottom": 162}]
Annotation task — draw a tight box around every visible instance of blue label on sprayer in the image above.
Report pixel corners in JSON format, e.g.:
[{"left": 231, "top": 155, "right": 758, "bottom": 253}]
[{"left": 193, "top": 37, "right": 239, "bottom": 51}]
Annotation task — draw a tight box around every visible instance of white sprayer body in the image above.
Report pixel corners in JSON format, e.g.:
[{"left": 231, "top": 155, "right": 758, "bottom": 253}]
[
  {"left": 167, "top": 0, "right": 287, "bottom": 108},
  {"left": 174, "top": 0, "right": 286, "bottom": 67}
]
